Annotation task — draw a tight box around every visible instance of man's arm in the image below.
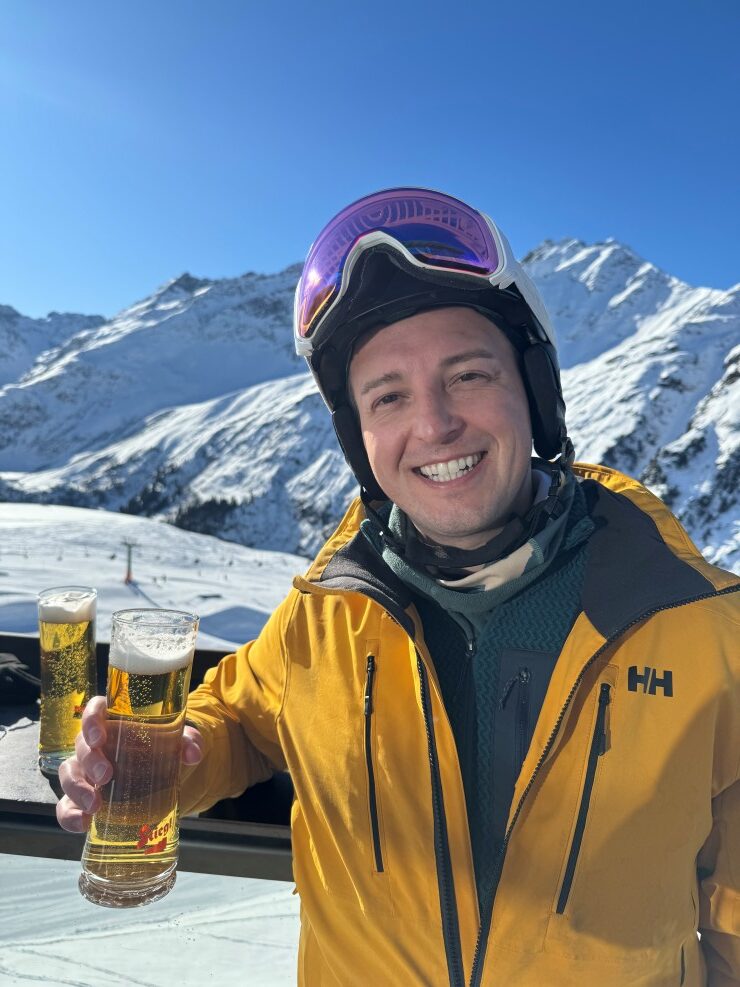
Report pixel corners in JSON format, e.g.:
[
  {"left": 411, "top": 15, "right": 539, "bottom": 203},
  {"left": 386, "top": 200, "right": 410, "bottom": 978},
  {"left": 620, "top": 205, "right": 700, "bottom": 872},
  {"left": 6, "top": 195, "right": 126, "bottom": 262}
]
[
  {"left": 698, "top": 773, "right": 740, "bottom": 984},
  {"left": 179, "top": 591, "right": 295, "bottom": 816}
]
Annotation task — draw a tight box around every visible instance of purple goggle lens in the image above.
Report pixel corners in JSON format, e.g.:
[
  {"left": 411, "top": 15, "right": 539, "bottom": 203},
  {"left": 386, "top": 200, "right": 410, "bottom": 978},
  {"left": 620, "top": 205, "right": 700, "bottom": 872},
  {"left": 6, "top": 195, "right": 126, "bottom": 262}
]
[{"left": 297, "top": 188, "right": 502, "bottom": 339}]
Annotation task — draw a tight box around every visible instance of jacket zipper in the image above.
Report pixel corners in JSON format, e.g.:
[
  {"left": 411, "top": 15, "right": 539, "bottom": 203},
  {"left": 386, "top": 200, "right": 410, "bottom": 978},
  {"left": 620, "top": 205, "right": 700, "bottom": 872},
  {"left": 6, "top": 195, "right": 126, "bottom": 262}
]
[
  {"left": 364, "top": 654, "right": 384, "bottom": 873},
  {"left": 555, "top": 682, "right": 611, "bottom": 913},
  {"left": 417, "top": 653, "right": 465, "bottom": 987},
  {"left": 468, "top": 584, "right": 739, "bottom": 987},
  {"left": 515, "top": 669, "right": 531, "bottom": 769}
]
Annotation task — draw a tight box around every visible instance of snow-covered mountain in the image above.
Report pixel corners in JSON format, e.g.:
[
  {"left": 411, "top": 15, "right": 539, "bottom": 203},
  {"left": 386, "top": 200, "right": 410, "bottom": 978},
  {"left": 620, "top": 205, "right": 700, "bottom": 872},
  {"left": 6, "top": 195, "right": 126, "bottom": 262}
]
[
  {"left": 527, "top": 239, "right": 739, "bottom": 571},
  {"left": 0, "top": 304, "right": 105, "bottom": 388},
  {"left": 0, "top": 242, "right": 737, "bottom": 570}
]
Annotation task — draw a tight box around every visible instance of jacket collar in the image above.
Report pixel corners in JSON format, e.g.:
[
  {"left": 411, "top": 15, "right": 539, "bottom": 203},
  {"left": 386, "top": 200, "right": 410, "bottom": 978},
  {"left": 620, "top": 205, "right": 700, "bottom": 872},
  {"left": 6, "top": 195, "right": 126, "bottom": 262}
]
[
  {"left": 577, "top": 476, "right": 716, "bottom": 638},
  {"left": 317, "top": 519, "right": 416, "bottom": 637},
  {"left": 302, "top": 465, "right": 737, "bottom": 641}
]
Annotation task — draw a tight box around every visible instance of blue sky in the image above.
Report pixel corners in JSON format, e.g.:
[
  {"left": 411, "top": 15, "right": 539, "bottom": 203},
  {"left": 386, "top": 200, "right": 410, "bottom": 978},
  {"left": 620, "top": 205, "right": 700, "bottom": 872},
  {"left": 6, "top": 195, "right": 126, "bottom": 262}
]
[{"left": 1, "top": 1, "right": 738, "bottom": 318}]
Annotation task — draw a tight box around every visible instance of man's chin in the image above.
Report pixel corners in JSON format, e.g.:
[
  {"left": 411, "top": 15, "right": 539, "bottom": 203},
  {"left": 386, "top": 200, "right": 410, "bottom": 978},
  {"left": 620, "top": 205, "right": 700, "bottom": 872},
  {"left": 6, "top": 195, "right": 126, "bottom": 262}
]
[{"left": 409, "top": 514, "right": 506, "bottom": 552}]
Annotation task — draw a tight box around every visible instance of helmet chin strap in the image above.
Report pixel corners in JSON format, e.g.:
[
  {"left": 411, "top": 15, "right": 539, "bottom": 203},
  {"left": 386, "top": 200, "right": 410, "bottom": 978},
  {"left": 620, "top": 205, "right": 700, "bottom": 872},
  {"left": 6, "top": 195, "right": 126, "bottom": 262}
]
[{"left": 361, "top": 460, "right": 568, "bottom": 574}]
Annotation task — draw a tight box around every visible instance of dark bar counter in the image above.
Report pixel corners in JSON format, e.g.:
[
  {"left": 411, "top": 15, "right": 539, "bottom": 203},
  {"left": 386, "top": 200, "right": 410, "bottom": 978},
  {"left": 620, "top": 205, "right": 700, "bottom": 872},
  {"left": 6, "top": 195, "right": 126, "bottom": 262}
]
[{"left": 0, "top": 633, "right": 293, "bottom": 882}]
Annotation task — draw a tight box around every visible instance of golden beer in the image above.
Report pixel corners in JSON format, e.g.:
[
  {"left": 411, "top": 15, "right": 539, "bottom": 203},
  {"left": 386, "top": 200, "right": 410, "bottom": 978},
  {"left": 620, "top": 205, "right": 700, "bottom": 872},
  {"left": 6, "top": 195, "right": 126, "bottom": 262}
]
[
  {"left": 37, "top": 587, "right": 97, "bottom": 774},
  {"left": 79, "top": 608, "right": 198, "bottom": 908}
]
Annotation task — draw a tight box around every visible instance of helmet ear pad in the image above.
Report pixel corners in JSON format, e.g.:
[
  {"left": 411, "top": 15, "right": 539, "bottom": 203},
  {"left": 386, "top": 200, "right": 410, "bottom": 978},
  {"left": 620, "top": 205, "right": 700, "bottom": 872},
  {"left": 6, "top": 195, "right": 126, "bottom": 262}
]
[
  {"left": 521, "top": 342, "right": 567, "bottom": 461},
  {"left": 332, "top": 404, "right": 387, "bottom": 501}
]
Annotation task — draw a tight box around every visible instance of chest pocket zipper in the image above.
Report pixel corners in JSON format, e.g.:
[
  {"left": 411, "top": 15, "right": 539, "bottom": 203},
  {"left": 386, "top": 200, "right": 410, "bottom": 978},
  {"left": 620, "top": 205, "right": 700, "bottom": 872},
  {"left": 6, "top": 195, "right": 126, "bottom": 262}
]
[
  {"left": 500, "top": 667, "right": 533, "bottom": 778},
  {"left": 556, "top": 682, "right": 612, "bottom": 914},
  {"left": 364, "top": 653, "right": 384, "bottom": 873}
]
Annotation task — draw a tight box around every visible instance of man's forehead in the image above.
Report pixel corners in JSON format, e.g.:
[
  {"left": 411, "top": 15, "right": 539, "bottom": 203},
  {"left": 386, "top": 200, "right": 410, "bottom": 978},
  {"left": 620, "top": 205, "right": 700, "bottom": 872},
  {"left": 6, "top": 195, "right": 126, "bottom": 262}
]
[{"left": 350, "top": 308, "right": 515, "bottom": 370}]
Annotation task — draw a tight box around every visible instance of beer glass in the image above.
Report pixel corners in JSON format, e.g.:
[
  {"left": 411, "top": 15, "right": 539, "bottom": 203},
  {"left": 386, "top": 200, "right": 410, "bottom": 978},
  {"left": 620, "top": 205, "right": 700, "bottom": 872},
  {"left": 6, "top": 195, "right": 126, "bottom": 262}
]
[
  {"left": 79, "top": 608, "right": 199, "bottom": 908},
  {"left": 37, "top": 586, "right": 97, "bottom": 774}
]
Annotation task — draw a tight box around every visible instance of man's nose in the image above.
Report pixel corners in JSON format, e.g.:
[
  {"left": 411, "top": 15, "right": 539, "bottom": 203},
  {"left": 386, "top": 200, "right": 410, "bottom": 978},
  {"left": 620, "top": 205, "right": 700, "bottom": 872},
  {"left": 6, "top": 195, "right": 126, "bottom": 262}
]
[{"left": 412, "top": 389, "right": 464, "bottom": 444}]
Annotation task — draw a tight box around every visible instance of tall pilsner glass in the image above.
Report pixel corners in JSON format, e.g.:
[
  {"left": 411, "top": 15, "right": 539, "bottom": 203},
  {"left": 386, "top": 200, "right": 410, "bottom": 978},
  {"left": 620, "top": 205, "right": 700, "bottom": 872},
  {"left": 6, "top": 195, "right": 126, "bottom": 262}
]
[
  {"left": 79, "top": 608, "right": 199, "bottom": 907},
  {"left": 38, "top": 586, "right": 97, "bottom": 774}
]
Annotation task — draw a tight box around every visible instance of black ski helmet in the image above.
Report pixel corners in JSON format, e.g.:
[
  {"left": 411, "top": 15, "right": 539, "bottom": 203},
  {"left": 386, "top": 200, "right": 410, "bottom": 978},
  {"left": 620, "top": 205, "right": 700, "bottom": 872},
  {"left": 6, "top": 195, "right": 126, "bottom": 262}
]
[{"left": 294, "top": 189, "right": 573, "bottom": 500}]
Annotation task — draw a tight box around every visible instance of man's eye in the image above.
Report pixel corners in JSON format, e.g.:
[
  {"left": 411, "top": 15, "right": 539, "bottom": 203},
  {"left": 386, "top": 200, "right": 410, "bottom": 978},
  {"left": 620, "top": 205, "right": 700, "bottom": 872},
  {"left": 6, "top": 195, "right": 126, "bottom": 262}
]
[
  {"left": 457, "top": 371, "right": 486, "bottom": 383},
  {"left": 374, "top": 393, "right": 399, "bottom": 408}
]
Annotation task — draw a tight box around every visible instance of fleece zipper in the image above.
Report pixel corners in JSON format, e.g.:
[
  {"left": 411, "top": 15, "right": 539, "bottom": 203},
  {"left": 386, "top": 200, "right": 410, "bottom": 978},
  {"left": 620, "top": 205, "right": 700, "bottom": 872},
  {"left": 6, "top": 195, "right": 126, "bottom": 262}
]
[{"left": 515, "top": 669, "right": 532, "bottom": 769}]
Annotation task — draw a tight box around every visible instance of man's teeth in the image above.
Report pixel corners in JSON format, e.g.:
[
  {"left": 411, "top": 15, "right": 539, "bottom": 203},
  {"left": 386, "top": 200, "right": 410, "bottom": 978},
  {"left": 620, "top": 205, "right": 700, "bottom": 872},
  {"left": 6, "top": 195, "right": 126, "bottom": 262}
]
[{"left": 419, "top": 453, "right": 482, "bottom": 482}]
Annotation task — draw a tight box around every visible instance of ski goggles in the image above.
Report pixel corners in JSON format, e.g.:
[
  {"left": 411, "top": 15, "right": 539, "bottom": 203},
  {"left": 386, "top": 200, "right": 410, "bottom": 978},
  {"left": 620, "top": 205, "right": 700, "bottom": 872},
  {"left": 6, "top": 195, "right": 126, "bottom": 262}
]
[{"left": 294, "top": 187, "right": 513, "bottom": 354}]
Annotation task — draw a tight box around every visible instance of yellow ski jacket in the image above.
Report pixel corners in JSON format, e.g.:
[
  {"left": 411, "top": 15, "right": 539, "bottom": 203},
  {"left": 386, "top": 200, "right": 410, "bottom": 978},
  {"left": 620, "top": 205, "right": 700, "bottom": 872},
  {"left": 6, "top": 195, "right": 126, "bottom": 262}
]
[{"left": 181, "top": 465, "right": 740, "bottom": 986}]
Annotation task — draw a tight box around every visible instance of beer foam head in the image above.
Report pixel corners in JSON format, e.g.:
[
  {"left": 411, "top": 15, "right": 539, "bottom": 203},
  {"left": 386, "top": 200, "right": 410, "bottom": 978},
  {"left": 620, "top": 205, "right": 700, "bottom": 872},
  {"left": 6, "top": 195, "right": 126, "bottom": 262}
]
[
  {"left": 108, "top": 639, "right": 194, "bottom": 675},
  {"left": 38, "top": 588, "right": 97, "bottom": 624}
]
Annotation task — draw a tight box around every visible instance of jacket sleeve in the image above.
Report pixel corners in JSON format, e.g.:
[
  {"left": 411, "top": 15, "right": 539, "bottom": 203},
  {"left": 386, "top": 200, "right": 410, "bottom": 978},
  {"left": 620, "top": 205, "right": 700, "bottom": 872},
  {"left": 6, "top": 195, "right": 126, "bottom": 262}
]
[
  {"left": 178, "top": 590, "right": 296, "bottom": 816},
  {"left": 697, "top": 769, "right": 740, "bottom": 983}
]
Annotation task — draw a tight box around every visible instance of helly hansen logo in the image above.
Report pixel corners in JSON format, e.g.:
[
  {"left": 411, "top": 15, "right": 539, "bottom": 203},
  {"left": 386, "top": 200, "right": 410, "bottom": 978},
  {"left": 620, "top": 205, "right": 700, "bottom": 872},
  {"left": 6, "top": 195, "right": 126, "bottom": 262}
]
[{"left": 627, "top": 666, "right": 673, "bottom": 697}]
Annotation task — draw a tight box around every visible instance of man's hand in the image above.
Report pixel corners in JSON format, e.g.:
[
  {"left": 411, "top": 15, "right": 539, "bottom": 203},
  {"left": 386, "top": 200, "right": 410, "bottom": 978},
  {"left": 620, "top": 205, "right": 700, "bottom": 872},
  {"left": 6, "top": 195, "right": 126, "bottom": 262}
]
[{"left": 56, "top": 695, "right": 205, "bottom": 833}]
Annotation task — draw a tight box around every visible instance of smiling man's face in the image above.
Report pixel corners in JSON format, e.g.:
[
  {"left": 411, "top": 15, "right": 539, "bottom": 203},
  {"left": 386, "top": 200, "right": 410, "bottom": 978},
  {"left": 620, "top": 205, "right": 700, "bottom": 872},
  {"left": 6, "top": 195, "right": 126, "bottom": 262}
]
[{"left": 348, "top": 307, "right": 534, "bottom": 550}]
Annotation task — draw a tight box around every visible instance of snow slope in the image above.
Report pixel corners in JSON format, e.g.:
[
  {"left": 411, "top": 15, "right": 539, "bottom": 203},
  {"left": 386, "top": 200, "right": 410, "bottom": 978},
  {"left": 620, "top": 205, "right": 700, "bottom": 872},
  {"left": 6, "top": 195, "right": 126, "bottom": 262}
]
[{"left": 0, "top": 502, "right": 307, "bottom": 648}]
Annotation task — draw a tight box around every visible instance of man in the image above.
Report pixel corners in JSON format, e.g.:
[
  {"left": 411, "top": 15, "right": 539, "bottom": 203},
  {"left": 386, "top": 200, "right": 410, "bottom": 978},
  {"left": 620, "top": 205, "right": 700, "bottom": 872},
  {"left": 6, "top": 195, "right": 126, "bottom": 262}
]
[{"left": 58, "top": 188, "right": 739, "bottom": 985}]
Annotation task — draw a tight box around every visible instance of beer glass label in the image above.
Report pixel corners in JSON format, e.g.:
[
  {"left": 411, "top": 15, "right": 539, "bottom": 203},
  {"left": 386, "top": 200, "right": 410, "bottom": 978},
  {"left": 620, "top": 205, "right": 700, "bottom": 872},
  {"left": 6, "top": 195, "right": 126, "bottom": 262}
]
[{"left": 136, "top": 820, "right": 173, "bottom": 854}]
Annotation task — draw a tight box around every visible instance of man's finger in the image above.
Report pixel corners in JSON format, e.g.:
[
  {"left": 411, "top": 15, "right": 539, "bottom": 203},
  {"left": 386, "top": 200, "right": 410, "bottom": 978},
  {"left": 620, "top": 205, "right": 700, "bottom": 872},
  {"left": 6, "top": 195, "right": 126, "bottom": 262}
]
[
  {"left": 56, "top": 794, "right": 92, "bottom": 834},
  {"left": 73, "top": 727, "right": 113, "bottom": 787},
  {"left": 81, "top": 695, "right": 108, "bottom": 747},
  {"left": 58, "top": 755, "right": 101, "bottom": 815},
  {"left": 182, "top": 725, "right": 204, "bottom": 765}
]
